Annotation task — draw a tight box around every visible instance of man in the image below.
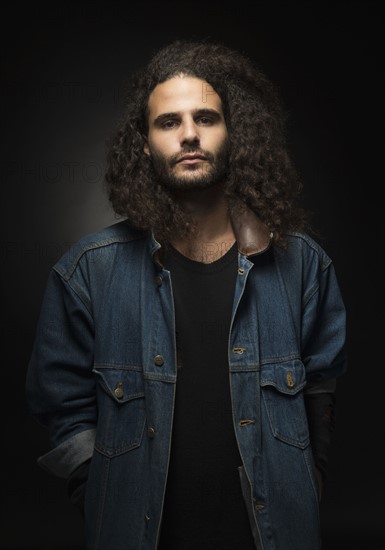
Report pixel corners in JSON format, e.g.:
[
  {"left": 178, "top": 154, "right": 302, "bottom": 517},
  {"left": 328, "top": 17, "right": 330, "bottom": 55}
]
[{"left": 26, "top": 40, "right": 347, "bottom": 550}]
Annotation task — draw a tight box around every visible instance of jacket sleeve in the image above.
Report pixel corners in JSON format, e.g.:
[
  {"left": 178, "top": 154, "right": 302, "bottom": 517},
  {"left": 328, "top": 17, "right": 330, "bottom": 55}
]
[
  {"left": 301, "top": 258, "right": 347, "bottom": 383},
  {"left": 25, "top": 268, "right": 96, "bottom": 479},
  {"left": 301, "top": 255, "right": 347, "bottom": 483}
]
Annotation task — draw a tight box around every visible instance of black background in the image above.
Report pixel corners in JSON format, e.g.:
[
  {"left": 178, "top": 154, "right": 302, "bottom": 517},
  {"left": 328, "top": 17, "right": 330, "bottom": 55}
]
[{"left": 1, "top": 1, "right": 384, "bottom": 549}]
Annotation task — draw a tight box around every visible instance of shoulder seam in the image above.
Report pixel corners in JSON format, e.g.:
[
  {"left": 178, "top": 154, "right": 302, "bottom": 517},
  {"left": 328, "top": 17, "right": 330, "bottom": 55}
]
[
  {"left": 54, "top": 232, "right": 146, "bottom": 281},
  {"left": 51, "top": 268, "right": 94, "bottom": 317},
  {"left": 287, "top": 232, "right": 332, "bottom": 271}
]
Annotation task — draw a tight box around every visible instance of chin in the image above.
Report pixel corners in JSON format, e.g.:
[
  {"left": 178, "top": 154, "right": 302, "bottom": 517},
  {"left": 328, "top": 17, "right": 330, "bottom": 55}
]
[
  {"left": 163, "top": 168, "right": 218, "bottom": 190},
  {"left": 166, "top": 179, "right": 217, "bottom": 191}
]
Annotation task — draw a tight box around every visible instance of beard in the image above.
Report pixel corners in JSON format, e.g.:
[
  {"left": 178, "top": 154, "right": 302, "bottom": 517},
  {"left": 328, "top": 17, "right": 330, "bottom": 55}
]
[{"left": 149, "top": 139, "right": 230, "bottom": 191}]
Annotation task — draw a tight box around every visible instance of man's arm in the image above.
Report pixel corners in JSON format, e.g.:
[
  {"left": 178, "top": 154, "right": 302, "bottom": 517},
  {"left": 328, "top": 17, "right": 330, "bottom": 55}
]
[
  {"left": 304, "top": 378, "right": 337, "bottom": 496},
  {"left": 300, "top": 255, "right": 347, "bottom": 495},
  {"left": 66, "top": 458, "right": 92, "bottom": 516},
  {"left": 26, "top": 268, "right": 96, "bottom": 493}
]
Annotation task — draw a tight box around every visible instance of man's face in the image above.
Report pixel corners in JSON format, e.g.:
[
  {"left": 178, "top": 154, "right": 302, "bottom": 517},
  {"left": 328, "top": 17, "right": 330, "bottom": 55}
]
[{"left": 144, "top": 75, "right": 229, "bottom": 190}]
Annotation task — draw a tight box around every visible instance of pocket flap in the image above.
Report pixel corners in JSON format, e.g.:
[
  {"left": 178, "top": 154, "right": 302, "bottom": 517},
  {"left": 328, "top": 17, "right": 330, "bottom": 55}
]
[
  {"left": 260, "top": 359, "right": 309, "bottom": 448},
  {"left": 260, "top": 359, "right": 306, "bottom": 395},
  {"left": 93, "top": 366, "right": 145, "bottom": 404}
]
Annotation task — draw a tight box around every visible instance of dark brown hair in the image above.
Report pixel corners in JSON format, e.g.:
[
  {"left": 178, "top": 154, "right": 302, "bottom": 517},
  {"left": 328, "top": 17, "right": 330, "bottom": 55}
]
[{"left": 104, "top": 39, "right": 308, "bottom": 246}]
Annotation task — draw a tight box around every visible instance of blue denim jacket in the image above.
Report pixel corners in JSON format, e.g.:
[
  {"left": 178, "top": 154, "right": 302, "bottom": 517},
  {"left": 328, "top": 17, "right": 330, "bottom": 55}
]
[{"left": 26, "top": 207, "right": 346, "bottom": 550}]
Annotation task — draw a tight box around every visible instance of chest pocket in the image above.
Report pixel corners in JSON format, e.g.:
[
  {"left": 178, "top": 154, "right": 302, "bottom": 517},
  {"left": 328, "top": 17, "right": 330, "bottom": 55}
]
[
  {"left": 261, "top": 359, "right": 309, "bottom": 449},
  {"left": 92, "top": 365, "right": 146, "bottom": 457}
]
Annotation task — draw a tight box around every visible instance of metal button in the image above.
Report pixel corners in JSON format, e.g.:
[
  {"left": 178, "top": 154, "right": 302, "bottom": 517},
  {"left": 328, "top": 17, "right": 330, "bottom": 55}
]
[
  {"left": 238, "top": 268, "right": 245, "bottom": 275},
  {"left": 155, "top": 275, "right": 163, "bottom": 287},
  {"left": 286, "top": 371, "right": 295, "bottom": 388},
  {"left": 147, "top": 427, "right": 155, "bottom": 439},
  {"left": 239, "top": 419, "right": 256, "bottom": 427},
  {"left": 233, "top": 347, "right": 246, "bottom": 354},
  {"left": 154, "top": 355, "right": 164, "bottom": 366},
  {"left": 255, "top": 503, "right": 265, "bottom": 511},
  {"left": 144, "top": 514, "right": 150, "bottom": 522},
  {"left": 114, "top": 381, "right": 124, "bottom": 399}
]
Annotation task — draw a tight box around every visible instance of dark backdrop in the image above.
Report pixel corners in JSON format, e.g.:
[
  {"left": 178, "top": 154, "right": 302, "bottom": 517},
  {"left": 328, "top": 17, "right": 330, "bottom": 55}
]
[{"left": 1, "top": 1, "right": 383, "bottom": 549}]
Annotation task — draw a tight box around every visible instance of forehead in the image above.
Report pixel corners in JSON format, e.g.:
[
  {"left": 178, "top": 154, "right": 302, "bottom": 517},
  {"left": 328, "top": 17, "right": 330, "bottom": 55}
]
[{"left": 147, "top": 76, "right": 223, "bottom": 121}]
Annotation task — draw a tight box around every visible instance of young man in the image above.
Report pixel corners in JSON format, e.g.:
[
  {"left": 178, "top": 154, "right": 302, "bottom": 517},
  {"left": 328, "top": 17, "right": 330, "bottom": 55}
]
[{"left": 26, "top": 40, "right": 347, "bottom": 550}]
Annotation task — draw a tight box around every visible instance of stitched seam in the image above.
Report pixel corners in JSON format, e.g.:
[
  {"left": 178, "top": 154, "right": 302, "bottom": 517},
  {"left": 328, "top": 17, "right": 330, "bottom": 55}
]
[
  {"left": 260, "top": 381, "right": 306, "bottom": 394},
  {"left": 93, "top": 363, "right": 143, "bottom": 371},
  {"left": 303, "top": 282, "right": 320, "bottom": 309},
  {"left": 287, "top": 232, "right": 332, "bottom": 271},
  {"left": 260, "top": 354, "right": 302, "bottom": 366},
  {"left": 59, "top": 272, "right": 93, "bottom": 317},
  {"left": 55, "top": 234, "right": 146, "bottom": 281}
]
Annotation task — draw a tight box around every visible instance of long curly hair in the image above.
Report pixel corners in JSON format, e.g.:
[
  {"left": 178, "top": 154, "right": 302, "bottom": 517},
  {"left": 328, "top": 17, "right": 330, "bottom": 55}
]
[{"left": 104, "top": 39, "right": 309, "bottom": 247}]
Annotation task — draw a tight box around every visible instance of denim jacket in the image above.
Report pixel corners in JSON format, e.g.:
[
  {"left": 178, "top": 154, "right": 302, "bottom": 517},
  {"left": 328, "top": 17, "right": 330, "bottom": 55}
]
[{"left": 26, "top": 206, "right": 346, "bottom": 550}]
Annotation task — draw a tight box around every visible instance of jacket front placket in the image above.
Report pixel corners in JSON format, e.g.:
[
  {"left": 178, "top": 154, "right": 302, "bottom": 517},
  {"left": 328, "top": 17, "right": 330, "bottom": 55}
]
[
  {"left": 228, "top": 252, "right": 266, "bottom": 550},
  {"left": 139, "top": 238, "right": 179, "bottom": 549},
  {"left": 228, "top": 247, "right": 306, "bottom": 550}
]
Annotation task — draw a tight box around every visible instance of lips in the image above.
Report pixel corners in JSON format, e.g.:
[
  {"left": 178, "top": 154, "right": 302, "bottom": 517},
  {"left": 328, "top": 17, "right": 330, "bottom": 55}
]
[{"left": 177, "top": 154, "right": 207, "bottom": 163}]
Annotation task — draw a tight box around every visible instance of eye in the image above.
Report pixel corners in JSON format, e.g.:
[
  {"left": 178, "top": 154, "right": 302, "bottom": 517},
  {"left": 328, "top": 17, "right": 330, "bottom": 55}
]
[
  {"left": 161, "top": 120, "right": 179, "bottom": 129},
  {"left": 197, "top": 116, "right": 213, "bottom": 125}
]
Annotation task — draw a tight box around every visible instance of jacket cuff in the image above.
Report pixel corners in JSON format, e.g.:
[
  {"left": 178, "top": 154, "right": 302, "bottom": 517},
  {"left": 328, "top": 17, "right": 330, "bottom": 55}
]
[{"left": 37, "top": 428, "right": 96, "bottom": 478}]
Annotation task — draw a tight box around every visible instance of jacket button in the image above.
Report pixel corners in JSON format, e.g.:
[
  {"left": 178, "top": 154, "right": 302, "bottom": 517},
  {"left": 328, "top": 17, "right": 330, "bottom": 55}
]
[
  {"left": 238, "top": 268, "right": 245, "bottom": 275},
  {"left": 155, "top": 275, "right": 163, "bottom": 286},
  {"left": 286, "top": 371, "right": 295, "bottom": 388},
  {"left": 114, "top": 382, "right": 124, "bottom": 399},
  {"left": 147, "top": 427, "right": 155, "bottom": 438},
  {"left": 232, "top": 347, "right": 246, "bottom": 354},
  {"left": 154, "top": 355, "right": 164, "bottom": 366},
  {"left": 255, "top": 503, "right": 265, "bottom": 511}
]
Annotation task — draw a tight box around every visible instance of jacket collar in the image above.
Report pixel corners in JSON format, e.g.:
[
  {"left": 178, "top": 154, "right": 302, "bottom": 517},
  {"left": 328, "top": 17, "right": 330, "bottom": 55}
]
[
  {"left": 229, "top": 203, "right": 273, "bottom": 257},
  {"left": 152, "top": 203, "right": 273, "bottom": 266}
]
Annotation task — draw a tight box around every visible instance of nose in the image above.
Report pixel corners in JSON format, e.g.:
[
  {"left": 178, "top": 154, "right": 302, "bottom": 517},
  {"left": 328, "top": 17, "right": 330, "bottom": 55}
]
[{"left": 179, "top": 119, "right": 200, "bottom": 146}]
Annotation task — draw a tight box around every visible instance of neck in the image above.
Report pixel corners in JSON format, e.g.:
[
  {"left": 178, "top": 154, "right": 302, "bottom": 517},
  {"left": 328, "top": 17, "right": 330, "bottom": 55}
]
[{"left": 169, "top": 181, "right": 236, "bottom": 263}]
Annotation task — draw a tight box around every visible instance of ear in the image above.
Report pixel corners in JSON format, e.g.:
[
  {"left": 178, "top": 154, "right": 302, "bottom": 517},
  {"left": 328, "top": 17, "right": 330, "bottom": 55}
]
[{"left": 143, "top": 141, "right": 150, "bottom": 156}]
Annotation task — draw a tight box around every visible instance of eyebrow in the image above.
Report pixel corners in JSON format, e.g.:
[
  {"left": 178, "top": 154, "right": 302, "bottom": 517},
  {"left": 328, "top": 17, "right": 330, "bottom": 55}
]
[{"left": 153, "top": 108, "right": 222, "bottom": 126}]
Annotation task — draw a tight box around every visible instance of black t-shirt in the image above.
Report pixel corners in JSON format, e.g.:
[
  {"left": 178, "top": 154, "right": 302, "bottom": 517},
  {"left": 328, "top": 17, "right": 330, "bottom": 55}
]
[{"left": 158, "top": 242, "right": 256, "bottom": 550}]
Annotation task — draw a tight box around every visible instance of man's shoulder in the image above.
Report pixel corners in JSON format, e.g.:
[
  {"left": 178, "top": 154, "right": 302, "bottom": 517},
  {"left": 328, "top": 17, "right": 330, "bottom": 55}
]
[
  {"left": 53, "top": 220, "right": 148, "bottom": 279},
  {"left": 280, "top": 232, "right": 333, "bottom": 272},
  {"left": 72, "top": 219, "right": 146, "bottom": 248}
]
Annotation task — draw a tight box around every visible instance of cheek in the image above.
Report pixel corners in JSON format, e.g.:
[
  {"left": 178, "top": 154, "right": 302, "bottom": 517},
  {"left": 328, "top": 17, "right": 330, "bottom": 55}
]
[
  {"left": 148, "top": 135, "right": 172, "bottom": 156},
  {"left": 205, "top": 123, "right": 227, "bottom": 142},
  {"left": 212, "top": 129, "right": 229, "bottom": 151}
]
